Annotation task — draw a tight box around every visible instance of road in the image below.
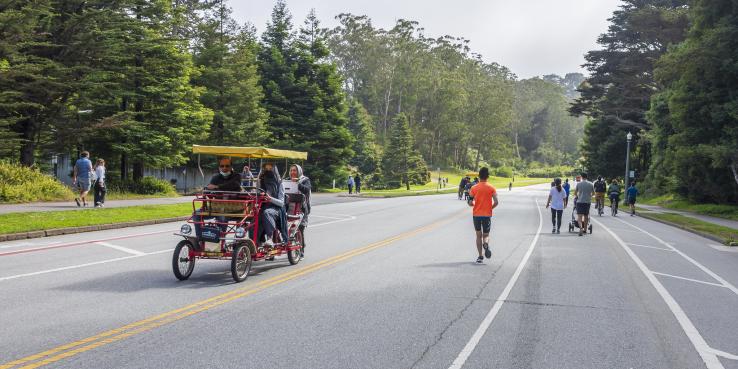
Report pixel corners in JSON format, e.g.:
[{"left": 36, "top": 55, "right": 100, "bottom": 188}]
[{"left": 1, "top": 184, "right": 737, "bottom": 369}]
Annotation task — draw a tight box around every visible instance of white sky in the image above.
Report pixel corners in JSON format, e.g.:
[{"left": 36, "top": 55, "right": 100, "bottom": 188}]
[{"left": 230, "top": 0, "right": 622, "bottom": 79}]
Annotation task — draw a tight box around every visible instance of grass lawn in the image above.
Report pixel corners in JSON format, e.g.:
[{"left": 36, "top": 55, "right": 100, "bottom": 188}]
[
  {"left": 642, "top": 194, "right": 738, "bottom": 221},
  {"left": 0, "top": 203, "right": 193, "bottom": 235},
  {"left": 104, "top": 191, "right": 180, "bottom": 201},
  {"left": 637, "top": 210, "right": 738, "bottom": 246}
]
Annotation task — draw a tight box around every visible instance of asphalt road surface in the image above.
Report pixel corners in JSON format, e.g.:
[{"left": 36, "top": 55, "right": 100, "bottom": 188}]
[{"left": 1, "top": 184, "right": 737, "bottom": 369}]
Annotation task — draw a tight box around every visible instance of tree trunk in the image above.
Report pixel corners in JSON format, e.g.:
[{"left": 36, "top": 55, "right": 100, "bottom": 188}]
[
  {"left": 474, "top": 141, "right": 482, "bottom": 171},
  {"left": 731, "top": 163, "right": 738, "bottom": 186},
  {"left": 133, "top": 161, "right": 144, "bottom": 181},
  {"left": 19, "top": 118, "right": 38, "bottom": 166},
  {"left": 120, "top": 153, "right": 128, "bottom": 181}
]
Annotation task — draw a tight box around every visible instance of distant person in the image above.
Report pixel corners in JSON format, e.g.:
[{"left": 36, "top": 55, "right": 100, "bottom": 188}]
[
  {"left": 573, "top": 172, "right": 594, "bottom": 236},
  {"left": 627, "top": 182, "right": 639, "bottom": 216},
  {"left": 546, "top": 178, "right": 567, "bottom": 234},
  {"left": 608, "top": 179, "right": 621, "bottom": 215},
  {"left": 354, "top": 174, "right": 362, "bottom": 194},
  {"left": 241, "top": 165, "right": 255, "bottom": 187},
  {"left": 458, "top": 177, "right": 469, "bottom": 200},
  {"left": 468, "top": 167, "right": 499, "bottom": 264},
  {"left": 347, "top": 175, "right": 354, "bottom": 194},
  {"left": 93, "top": 159, "right": 106, "bottom": 208},
  {"left": 72, "top": 151, "right": 93, "bottom": 207},
  {"left": 509, "top": 182, "right": 512, "bottom": 191},
  {"left": 594, "top": 176, "right": 607, "bottom": 214},
  {"left": 563, "top": 178, "right": 571, "bottom": 199}
]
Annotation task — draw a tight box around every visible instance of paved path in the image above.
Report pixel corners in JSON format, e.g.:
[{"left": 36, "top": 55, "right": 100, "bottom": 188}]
[
  {"left": 639, "top": 204, "right": 738, "bottom": 229},
  {"left": 1, "top": 184, "right": 737, "bottom": 369},
  {"left": 0, "top": 193, "right": 368, "bottom": 215}
]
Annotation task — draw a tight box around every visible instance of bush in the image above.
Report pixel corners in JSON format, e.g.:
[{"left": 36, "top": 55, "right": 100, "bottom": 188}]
[
  {"left": 109, "top": 176, "right": 177, "bottom": 195},
  {"left": 0, "top": 161, "right": 74, "bottom": 202},
  {"left": 495, "top": 166, "right": 514, "bottom": 178}
]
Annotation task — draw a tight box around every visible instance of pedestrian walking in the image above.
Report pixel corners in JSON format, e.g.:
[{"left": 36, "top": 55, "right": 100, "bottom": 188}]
[
  {"left": 563, "top": 178, "right": 571, "bottom": 199},
  {"left": 546, "top": 178, "right": 567, "bottom": 234},
  {"left": 93, "top": 159, "right": 106, "bottom": 207},
  {"left": 347, "top": 175, "right": 354, "bottom": 194},
  {"left": 72, "top": 151, "right": 93, "bottom": 207},
  {"left": 467, "top": 167, "right": 499, "bottom": 264},
  {"left": 627, "top": 181, "right": 639, "bottom": 216},
  {"left": 354, "top": 174, "right": 362, "bottom": 194},
  {"left": 573, "top": 172, "right": 595, "bottom": 236},
  {"left": 509, "top": 182, "right": 512, "bottom": 191}
]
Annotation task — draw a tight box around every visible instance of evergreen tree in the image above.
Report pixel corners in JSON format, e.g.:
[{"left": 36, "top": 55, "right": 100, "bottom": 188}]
[
  {"left": 648, "top": 0, "right": 738, "bottom": 203},
  {"left": 347, "top": 100, "right": 380, "bottom": 175},
  {"left": 382, "top": 113, "right": 427, "bottom": 189}
]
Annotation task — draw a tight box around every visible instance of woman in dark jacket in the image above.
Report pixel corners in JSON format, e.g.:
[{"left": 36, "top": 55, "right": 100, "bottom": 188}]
[{"left": 258, "top": 163, "right": 287, "bottom": 246}]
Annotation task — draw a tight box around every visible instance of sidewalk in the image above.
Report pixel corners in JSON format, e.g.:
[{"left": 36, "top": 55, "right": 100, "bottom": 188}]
[
  {"left": 0, "top": 197, "right": 194, "bottom": 215},
  {"left": 638, "top": 204, "right": 738, "bottom": 230}
]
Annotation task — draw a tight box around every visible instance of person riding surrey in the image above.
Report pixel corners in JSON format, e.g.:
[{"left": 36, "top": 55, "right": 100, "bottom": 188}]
[
  {"left": 192, "top": 157, "right": 242, "bottom": 240},
  {"left": 287, "top": 164, "right": 312, "bottom": 252},
  {"left": 468, "top": 167, "right": 499, "bottom": 264},
  {"left": 608, "top": 179, "right": 621, "bottom": 213},
  {"left": 259, "top": 162, "right": 288, "bottom": 247},
  {"left": 72, "top": 151, "right": 93, "bottom": 207}
]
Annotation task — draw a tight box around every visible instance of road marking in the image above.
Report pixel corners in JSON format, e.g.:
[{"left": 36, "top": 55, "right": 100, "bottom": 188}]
[
  {"left": 627, "top": 243, "right": 675, "bottom": 252},
  {"left": 0, "top": 230, "right": 171, "bottom": 257},
  {"left": 707, "top": 348, "right": 738, "bottom": 361},
  {"left": 94, "top": 242, "right": 146, "bottom": 256},
  {"left": 613, "top": 217, "right": 738, "bottom": 297},
  {"left": 448, "top": 199, "right": 543, "bottom": 369},
  {"left": 0, "top": 242, "right": 62, "bottom": 249},
  {"left": 651, "top": 272, "right": 727, "bottom": 288},
  {"left": 307, "top": 214, "right": 357, "bottom": 228},
  {"left": 592, "top": 218, "right": 724, "bottom": 369},
  {"left": 0, "top": 250, "right": 172, "bottom": 282},
  {"left": 0, "top": 211, "right": 464, "bottom": 369}
]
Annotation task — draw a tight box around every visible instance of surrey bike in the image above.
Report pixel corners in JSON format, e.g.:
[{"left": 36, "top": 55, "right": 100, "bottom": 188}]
[{"left": 173, "top": 145, "right": 308, "bottom": 282}]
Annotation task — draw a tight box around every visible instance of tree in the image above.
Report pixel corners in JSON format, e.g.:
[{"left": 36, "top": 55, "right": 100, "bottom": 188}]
[
  {"left": 382, "top": 113, "right": 427, "bottom": 189},
  {"left": 648, "top": 0, "right": 738, "bottom": 203},
  {"left": 570, "top": 0, "right": 689, "bottom": 179},
  {"left": 347, "top": 100, "right": 380, "bottom": 174}
]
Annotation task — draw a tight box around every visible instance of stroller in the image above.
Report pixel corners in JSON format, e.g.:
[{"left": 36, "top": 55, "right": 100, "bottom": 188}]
[{"left": 568, "top": 198, "right": 593, "bottom": 234}]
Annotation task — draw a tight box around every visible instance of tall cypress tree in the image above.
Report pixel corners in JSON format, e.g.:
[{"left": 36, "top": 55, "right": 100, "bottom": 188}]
[{"left": 382, "top": 113, "right": 426, "bottom": 190}]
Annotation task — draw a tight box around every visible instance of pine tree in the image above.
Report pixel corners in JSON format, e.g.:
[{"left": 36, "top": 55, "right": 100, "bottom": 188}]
[
  {"left": 348, "top": 100, "right": 380, "bottom": 175},
  {"left": 382, "top": 113, "right": 427, "bottom": 190}
]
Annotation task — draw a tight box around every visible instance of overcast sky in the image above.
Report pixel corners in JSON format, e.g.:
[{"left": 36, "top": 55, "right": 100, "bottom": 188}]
[{"left": 230, "top": 0, "right": 622, "bottom": 79}]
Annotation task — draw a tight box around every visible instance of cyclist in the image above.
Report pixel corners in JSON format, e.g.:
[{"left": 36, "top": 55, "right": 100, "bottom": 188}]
[
  {"left": 458, "top": 177, "right": 469, "bottom": 200},
  {"left": 594, "top": 176, "right": 607, "bottom": 215},
  {"left": 608, "top": 179, "right": 621, "bottom": 216}
]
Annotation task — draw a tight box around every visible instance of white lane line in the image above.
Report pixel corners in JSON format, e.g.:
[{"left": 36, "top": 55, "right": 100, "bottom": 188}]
[
  {"left": 0, "top": 241, "right": 62, "bottom": 249},
  {"left": 308, "top": 215, "right": 357, "bottom": 228},
  {"left": 613, "top": 217, "right": 738, "bottom": 297},
  {"left": 310, "top": 214, "right": 353, "bottom": 220},
  {"left": 448, "top": 198, "right": 543, "bottom": 369},
  {"left": 592, "top": 218, "right": 724, "bottom": 369},
  {"left": 707, "top": 348, "right": 738, "bottom": 361},
  {"left": 627, "top": 243, "right": 675, "bottom": 252},
  {"left": 652, "top": 271, "right": 728, "bottom": 288},
  {"left": 94, "top": 242, "right": 146, "bottom": 256},
  {"left": 0, "top": 249, "right": 172, "bottom": 282}
]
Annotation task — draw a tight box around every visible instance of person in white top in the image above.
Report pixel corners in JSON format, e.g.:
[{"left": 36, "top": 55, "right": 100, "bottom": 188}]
[
  {"left": 93, "top": 159, "right": 106, "bottom": 207},
  {"left": 545, "top": 178, "right": 568, "bottom": 234}
]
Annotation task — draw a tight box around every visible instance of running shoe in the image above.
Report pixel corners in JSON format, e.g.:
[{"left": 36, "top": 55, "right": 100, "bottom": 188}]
[
  {"left": 476, "top": 256, "right": 484, "bottom": 264},
  {"left": 483, "top": 243, "right": 491, "bottom": 259},
  {"left": 75, "top": 198, "right": 81, "bottom": 207}
]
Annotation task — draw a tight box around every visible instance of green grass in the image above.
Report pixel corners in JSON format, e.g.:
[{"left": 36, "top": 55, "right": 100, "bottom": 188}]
[
  {"left": 0, "top": 203, "right": 193, "bottom": 235},
  {"left": 642, "top": 194, "right": 738, "bottom": 221},
  {"left": 104, "top": 191, "right": 181, "bottom": 201},
  {"left": 638, "top": 211, "right": 738, "bottom": 246}
]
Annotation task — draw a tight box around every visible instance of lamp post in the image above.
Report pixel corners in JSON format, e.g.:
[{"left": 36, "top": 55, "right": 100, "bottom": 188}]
[
  {"left": 51, "top": 155, "right": 58, "bottom": 179},
  {"left": 76, "top": 110, "right": 93, "bottom": 157},
  {"left": 624, "top": 132, "right": 633, "bottom": 188}
]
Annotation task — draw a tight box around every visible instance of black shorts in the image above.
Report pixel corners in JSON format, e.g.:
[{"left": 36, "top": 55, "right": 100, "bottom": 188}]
[
  {"left": 628, "top": 198, "right": 637, "bottom": 205},
  {"left": 473, "top": 216, "right": 491, "bottom": 233},
  {"left": 576, "top": 202, "right": 591, "bottom": 215}
]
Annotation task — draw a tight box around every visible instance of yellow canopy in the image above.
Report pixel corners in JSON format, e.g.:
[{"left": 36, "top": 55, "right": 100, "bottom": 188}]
[
  {"left": 465, "top": 171, "right": 479, "bottom": 177},
  {"left": 192, "top": 145, "right": 307, "bottom": 160}
]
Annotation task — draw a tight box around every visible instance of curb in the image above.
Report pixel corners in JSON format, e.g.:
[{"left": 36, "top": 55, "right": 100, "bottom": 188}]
[
  {"left": 637, "top": 211, "right": 732, "bottom": 245},
  {"left": 0, "top": 216, "right": 190, "bottom": 242}
]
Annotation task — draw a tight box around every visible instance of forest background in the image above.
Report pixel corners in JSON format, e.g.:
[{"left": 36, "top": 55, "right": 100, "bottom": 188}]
[{"left": 0, "top": 0, "right": 585, "bottom": 191}]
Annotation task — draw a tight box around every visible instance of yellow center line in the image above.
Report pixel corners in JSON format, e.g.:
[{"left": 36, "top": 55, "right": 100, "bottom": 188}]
[{"left": 2, "top": 211, "right": 465, "bottom": 369}]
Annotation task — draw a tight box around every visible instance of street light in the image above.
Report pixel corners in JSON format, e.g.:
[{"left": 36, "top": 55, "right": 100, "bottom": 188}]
[
  {"left": 624, "top": 132, "right": 633, "bottom": 188},
  {"left": 51, "top": 155, "right": 58, "bottom": 179},
  {"left": 76, "top": 109, "right": 93, "bottom": 157}
]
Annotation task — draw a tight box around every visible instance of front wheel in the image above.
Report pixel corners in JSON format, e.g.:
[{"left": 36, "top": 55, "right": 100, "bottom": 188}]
[
  {"left": 231, "top": 244, "right": 252, "bottom": 282},
  {"left": 287, "top": 229, "right": 304, "bottom": 265},
  {"left": 173, "top": 240, "right": 196, "bottom": 280}
]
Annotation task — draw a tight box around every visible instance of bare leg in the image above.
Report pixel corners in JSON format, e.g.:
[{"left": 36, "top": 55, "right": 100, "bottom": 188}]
[{"left": 475, "top": 231, "right": 484, "bottom": 257}]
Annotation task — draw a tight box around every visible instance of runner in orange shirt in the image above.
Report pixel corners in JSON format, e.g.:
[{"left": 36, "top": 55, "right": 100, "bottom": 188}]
[{"left": 468, "top": 167, "right": 500, "bottom": 263}]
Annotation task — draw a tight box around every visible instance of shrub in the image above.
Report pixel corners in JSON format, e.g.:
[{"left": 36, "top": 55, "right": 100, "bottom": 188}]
[
  {"left": 0, "top": 161, "right": 74, "bottom": 202},
  {"left": 109, "top": 176, "right": 177, "bottom": 195},
  {"left": 495, "top": 166, "right": 514, "bottom": 178}
]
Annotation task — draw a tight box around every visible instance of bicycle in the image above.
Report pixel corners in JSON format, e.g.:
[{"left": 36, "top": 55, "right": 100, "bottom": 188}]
[
  {"left": 610, "top": 196, "right": 619, "bottom": 216},
  {"left": 596, "top": 195, "right": 605, "bottom": 216}
]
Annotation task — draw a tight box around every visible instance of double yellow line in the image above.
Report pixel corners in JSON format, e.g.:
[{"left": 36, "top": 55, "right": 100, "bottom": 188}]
[{"left": 1, "top": 211, "right": 463, "bottom": 369}]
